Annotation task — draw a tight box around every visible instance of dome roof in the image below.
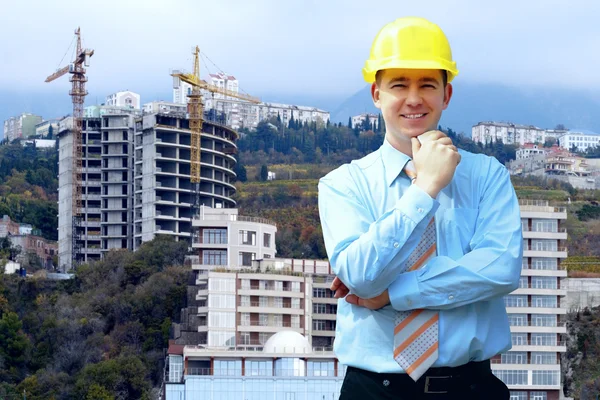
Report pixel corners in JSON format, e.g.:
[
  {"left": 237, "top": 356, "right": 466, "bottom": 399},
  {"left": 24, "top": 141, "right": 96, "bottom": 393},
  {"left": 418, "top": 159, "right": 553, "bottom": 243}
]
[{"left": 263, "top": 331, "right": 312, "bottom": 354}]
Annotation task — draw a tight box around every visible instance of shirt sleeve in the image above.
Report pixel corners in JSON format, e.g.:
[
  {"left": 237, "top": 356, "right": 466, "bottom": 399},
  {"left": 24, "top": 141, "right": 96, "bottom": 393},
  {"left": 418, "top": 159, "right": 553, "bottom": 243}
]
[
  {"left": 318, "top": 165, "right": 439, "bottom": 299},
  {"left": 388, "top": 158, "right": 523, "bottom": 311}
]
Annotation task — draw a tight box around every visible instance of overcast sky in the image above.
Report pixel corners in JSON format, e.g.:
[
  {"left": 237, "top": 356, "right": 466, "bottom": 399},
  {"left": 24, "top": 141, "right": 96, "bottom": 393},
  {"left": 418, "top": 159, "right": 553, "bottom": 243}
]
[{"left": 1, "top": 0, "right": 600, "bottom": 105}]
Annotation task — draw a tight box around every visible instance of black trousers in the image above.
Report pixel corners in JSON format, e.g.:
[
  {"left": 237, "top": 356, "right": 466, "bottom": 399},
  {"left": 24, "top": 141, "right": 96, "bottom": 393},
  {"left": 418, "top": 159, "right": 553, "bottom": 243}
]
[{"left": 339, "top": 360, "right": 509, "bottom": 400}]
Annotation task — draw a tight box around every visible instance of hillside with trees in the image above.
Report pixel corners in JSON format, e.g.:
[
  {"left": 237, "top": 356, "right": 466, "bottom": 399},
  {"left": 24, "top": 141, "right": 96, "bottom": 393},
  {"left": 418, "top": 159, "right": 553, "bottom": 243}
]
[
  {"left": 0, "top": 236, "right": 189, "bottom": 399},
  {"left": 0, "top": 142, "right": 58, "bottom": 241}
]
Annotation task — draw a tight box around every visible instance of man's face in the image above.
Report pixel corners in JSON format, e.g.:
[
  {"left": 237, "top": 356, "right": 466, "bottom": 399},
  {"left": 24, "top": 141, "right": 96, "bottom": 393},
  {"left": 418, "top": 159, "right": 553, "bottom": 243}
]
[{"left": 372, "top": 68, "right": 452, "bottom": 146}]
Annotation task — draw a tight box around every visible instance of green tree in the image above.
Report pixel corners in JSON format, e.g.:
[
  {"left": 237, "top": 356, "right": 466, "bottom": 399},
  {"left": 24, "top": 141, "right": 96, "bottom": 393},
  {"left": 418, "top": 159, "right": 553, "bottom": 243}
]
[
  {"left": 260, "top": 164, "right": 268, "bottom": 181},
  {"left": 47, "top": 125, "right": 54, "bottom": 139},
  {"left": 0, "top": 312, "right": 30, "bottom": 377}
]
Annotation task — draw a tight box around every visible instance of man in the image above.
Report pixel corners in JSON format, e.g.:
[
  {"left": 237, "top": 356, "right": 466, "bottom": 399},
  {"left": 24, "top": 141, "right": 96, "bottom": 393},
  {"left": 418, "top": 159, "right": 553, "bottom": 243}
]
[{"left": 318, "top": 17, "right": 523, "bottom": 399}]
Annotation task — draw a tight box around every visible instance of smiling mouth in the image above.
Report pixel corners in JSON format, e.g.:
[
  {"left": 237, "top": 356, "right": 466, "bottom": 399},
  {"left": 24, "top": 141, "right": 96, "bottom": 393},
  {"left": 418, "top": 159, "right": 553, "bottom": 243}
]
[{"left": 401, "top": 113, "right": 427, "bottom": 119}]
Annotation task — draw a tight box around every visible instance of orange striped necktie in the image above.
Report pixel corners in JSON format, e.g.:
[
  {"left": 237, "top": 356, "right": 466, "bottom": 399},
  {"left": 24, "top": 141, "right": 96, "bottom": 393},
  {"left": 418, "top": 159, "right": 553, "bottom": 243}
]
[{"left": 393, "top": 160, "right": 439, "bottom": 381}]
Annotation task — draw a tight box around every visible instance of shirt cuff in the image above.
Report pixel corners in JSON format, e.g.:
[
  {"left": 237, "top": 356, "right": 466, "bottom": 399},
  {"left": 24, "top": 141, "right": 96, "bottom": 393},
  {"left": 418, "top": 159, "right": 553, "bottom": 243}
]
[
  {"left": 389, "top": 269, "right": 422, "bottom": 311},
  {"left": 395, "top": 184, "right": 439, "bottom": 224}
]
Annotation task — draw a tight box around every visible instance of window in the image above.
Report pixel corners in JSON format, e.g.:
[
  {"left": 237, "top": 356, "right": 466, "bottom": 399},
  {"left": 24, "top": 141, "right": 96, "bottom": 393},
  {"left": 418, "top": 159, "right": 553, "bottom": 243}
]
[
  {"left": 274, "top": 281, "right": 283, "bottom": 291},
  {"left": 532, "top": 296, "right": 557, "bottom": 308},
  {"left": 308, "top": 361, "right": 334, "bottom": 377},
  {"left": 518, "top": 277, "right": 528, "bottom": 288},
  {"left": 501, "top": 352, "right": 526, "bottom": 364},
  {"left": 209, "top": 278, "right": 235, "bottom": 292},
  {"left": 241, "top": 279, "right": 250, "bottom": 290},
  {"left": 208, "top": 311, "right": 235, "bottom": 328},
  {"left": 532, "top": 240, "right": 557, "bottom": 252},
  {"left": 531, "top": 333, "right": 556, "bottom": 346},
  {"left": 239, "top": 230, "right": 256, "bottom": 246},
  {"left": 493, "top": 370, "right": 528, "bottom": 385},
  {"left": 203, "top": 229, "right": 227, "bottom": 244},
  {"left": 208, "top": 294, "right": 235, "bottom": 309},
  {"left": 507, "top": 314, "right": 527, "bottom": 326},
  {"left": 240, "top": 313, "right": 250, "bottom": 326},
  {"left": 259, "top": 280, "right": 267, "bottom": 290},
  {"left": 532, "top": 371, "right": 559, "bottom": 386},
  {"left": 511, "top": 333, "right": 527, "bottom": 346},
  {"left": 531, "top": 314, "right": 556, "bottom": 327},
  {"left": 532, "top": 258, "right": 557, "bottom": 270},
  {"left": 168, "top": 355, "right": 183, "bottom": 383},
  {"left": 314, "top": 304, "right": 327, "bottom": 314},
  {"left": 203, "top": 250, "right": 227, "bottom": 266},
  {"left": 273, "top": 314, "right": 283, "bottom": 327},
  {"left": 208, "top": 331, "right": 235, "bottom": 347},
  {"left": 504, "top": 295, "right": 527, "bottom": 307},
  {"left": 532, "top": 277, "right": 557, "bottom": 289},
  {"left": 313, "top": 320, "right": 326, "bottom": 331},
  {"left": 213, "top": 360, "right": 241, "bottom": 376},
  {"left": 259, "top": 314, "right": 268, "bottom": 326},
  {"left": 291, "top": 282, "right": 301, "bottom": 292},
  {"left": 239, "top": 252, "right": 256, "bottom": 266},
  {"left": 246, "top": 360, "right": 272, "bottom": 376},
  {"left": 264, "top": 233, "right": 271, "bottom": 248},
  {"left": 292, "top": 298, "right": 300, "bottom": 309},
  {"left": 122, "top": 185, "right": 127, "bottom": 195},
  {"left": 273, "top": 297, "right": 283, "bottom": 308},
  {"left": 240, "top": 296, "right": 250, "bottom": 307},
  {"left": 240, "top": 332, "right": 250, "bottom": 345},
  {"left": 532, "top": 219, "right": 557, "bottom": 233},
  {"left": 122, "top": 171, "right": 128, "bottom": 181},
  {"left": 122, "top": 198, "right": 127, "bottom": 209},
  {"left": 291, "top": 315, "right": 300, "bottom": 328},
  {"left": 531, "top": 352, "right": 556, "bottom": 364},
  {"left": 259, "top": 297, "right": 268, "bottom": 307}
]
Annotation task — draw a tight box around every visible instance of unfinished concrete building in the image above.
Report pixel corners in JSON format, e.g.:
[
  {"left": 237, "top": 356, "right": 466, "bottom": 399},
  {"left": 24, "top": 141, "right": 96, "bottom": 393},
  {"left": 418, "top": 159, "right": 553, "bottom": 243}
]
[
  {"left": 58, "top": 105, "right": 238, "bottom": 270},
  {"left": 133, "top": 108, "right": 238, "bottom": 250}
]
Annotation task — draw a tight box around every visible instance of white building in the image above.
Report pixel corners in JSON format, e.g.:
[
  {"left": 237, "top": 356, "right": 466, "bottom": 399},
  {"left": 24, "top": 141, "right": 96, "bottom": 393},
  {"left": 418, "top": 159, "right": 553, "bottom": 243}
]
[
  {"left": 471, "top": 122, "right": 569, "bottom": 146},
  {"left": 22, "top": 139, "right": 56, "bottom": 148},
  {"left": 35, "top": 119, "right": 61, "bottom": 138},
  {"left": 516, "top": 145, "right": 547, "bottom": 160},
  {"left": 557, "top": 129, "right": 600, "bottom": 152},
  {"left": 3, "top": 113, "right": 43, "bottom": 142},
  {"left": 173, "top": 81, "right": 193, "bottom": 105},
  {"left": 142, "top": 101, "right": 187, "bottom": 115},
  {"left": 105, "top": 91, "right": 141, "bottom": 110},
  {"left": 492, "top": 200, "right": 568, "bottom": 400},
  {"left": 351, "top": 113, "right": 379, "bottom": 130}
]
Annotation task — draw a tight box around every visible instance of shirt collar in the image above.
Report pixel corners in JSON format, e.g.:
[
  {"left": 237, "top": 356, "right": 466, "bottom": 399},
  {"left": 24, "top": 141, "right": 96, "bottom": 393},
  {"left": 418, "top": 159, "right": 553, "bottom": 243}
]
[{"left": 381, "top": 139, "right": 411, "bottom": 187}]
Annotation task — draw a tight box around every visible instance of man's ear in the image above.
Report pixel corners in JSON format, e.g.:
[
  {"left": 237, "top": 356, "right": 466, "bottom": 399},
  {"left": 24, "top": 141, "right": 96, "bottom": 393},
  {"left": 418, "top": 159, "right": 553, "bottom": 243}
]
[
  {"left": 442, "top": 83, "right": 453, "bottom": 110},
  {"left": 371, "top": 82, "right": 381, "bottom": 109}
]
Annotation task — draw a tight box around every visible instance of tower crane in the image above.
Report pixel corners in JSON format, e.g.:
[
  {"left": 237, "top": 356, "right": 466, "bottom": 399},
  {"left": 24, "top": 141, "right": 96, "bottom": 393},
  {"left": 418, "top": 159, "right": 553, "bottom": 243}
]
[
  {"left": 45, "top": 27, "right": 94, "bottom": 269},
  {"left": 171, "top": 46, "right": 260, "bottom": 217}
]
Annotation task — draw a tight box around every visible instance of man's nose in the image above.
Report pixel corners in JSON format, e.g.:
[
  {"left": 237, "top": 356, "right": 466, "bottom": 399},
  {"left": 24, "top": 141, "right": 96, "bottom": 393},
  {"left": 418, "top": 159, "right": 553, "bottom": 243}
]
[{"left": 405, "top": 86, "right": 423, "bottom": 107}]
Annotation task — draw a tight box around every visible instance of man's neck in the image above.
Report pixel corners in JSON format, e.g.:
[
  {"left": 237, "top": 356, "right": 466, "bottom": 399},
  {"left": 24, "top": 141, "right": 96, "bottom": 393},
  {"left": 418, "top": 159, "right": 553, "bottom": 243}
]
[{"left": 384, "top": 133, "right": 413, "bottom": 158}]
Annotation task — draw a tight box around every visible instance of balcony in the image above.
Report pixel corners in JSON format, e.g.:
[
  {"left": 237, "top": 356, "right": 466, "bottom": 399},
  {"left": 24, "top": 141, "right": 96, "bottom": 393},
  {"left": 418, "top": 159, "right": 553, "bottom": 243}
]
[
  {"left": 512, "top": 288, "right": 567, "bottom": 296},
  {"left": 510, "top": 325, "right": 567, "bottom": 334},
  {"left": 510, "top": 341, "right": 567, "bottom": 352},
  {"left": 238, "top": 287, "right": 304, "bottom": 298},
  {"left": 237, "top": 322, "right": 303, "bottom": 334},
  {"left": 523, "top": 247, "right": 568, "bottom": 259},
  {"left": 522, "top": 228, "right": 567, "bottom": 240},
  {"left": 193, "top": 214, "right": 276, "bottom": 227},
  {"left": 237, "top": 302, "right": 304, "bottom": 315},
  {"left": 505, "top": 307, "right": 567, "bottom": 315}
]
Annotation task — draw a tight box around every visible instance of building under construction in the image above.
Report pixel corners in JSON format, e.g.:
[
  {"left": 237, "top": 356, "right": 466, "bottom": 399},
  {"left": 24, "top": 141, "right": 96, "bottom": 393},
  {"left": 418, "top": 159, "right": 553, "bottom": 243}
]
[{"left": 57, "top": 103, "right": 238, "bottom": 270}]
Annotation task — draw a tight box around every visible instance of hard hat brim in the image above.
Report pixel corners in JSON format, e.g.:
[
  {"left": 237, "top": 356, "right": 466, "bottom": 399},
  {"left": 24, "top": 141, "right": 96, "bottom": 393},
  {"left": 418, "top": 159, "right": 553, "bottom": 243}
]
[{"left": 363, "top": 58, "right": 458, "bottom": 83}]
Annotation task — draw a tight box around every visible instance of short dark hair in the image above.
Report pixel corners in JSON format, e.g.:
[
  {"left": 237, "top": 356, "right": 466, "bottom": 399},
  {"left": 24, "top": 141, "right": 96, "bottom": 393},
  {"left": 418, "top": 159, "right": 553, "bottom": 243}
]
[{"left": 375, "top": 70, "right": 448, "bottom": 87}]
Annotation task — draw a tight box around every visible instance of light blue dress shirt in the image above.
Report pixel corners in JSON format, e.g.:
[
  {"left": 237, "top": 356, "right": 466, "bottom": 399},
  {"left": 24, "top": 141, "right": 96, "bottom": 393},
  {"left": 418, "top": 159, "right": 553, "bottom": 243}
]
[{"left": 318, "top": 139, "right": 523, "bottom": 373}]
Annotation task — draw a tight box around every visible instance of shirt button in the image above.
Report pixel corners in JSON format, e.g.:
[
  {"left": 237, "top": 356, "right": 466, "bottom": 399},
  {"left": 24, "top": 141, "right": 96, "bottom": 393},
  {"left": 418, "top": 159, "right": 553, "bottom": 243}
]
[
  {"left": 417, "top": 208, "right": 424, "bottom": 213},
  {"left": 393, "top": 242, "right": 399, "bottom": 248},
  {"left": 449, "top": 295, "right": 454, "bottom": 300}
]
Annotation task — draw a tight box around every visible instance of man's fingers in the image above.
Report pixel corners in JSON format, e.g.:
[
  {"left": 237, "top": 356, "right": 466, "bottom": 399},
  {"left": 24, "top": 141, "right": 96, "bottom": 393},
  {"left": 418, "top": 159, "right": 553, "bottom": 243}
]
[
  {"left": 330, "top": 277, "right": 341, "bottom": 291},
  {"left": 345, "top": 294, "right": 358, "bottom": 305}
]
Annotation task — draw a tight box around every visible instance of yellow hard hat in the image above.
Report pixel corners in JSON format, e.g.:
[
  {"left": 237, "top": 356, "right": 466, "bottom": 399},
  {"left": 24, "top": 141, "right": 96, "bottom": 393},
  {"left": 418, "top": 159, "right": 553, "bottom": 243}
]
[{"left": 363, "top": 17, "right": 458, "bottom": 83}]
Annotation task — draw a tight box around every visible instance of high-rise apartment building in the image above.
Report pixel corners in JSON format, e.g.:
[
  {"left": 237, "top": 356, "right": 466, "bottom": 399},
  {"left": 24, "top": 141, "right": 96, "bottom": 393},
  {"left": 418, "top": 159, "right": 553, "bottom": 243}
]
[
  {"left": 57, "top": 103, "right": 238, "bottom": 270},
  {"left": 493, "top": 200, "right": 568, "bottom": 400}
]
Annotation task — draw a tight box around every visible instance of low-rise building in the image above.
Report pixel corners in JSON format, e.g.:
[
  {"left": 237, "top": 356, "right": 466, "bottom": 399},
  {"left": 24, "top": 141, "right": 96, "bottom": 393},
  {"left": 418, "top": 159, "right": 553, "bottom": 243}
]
[
  {"left": 0, "top": 215, "right": 20, "bottom": 237},
  {"left": 3, "top": 113, "right": 43, "bottom": 142},
  {"left": 35, "top": 119, "right": 61, "bottom": 138},
  {"left": 105, "top": 90, "right": 141, "bottom": 110},
  {"left": 351, "top": 113, "right": 379, "bottom": 130},
  {"left": 557, "top": 129, "right": 600, "bottom": 152}
]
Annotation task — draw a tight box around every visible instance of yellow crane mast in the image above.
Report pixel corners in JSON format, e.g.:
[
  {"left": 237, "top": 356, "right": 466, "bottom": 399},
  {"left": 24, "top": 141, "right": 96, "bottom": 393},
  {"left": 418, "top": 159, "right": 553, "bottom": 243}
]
[
  {"left": 45, "top": 27, "right": 94, "bottom": 267},
  {"left": 171, "top": 46, "right": 260, "bottom": 215}
]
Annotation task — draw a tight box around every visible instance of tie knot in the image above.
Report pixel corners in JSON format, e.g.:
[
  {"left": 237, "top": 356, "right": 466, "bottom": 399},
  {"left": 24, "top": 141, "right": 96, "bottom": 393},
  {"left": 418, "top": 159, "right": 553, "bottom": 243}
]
[{"left": 404, "top": 160, "right": 417, "bottom": 181}]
